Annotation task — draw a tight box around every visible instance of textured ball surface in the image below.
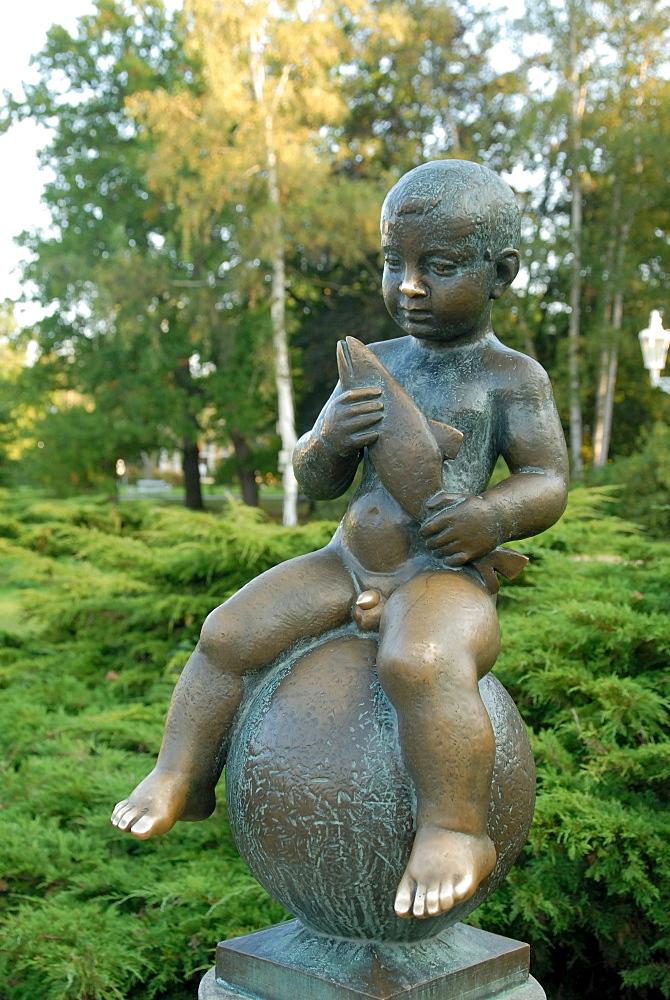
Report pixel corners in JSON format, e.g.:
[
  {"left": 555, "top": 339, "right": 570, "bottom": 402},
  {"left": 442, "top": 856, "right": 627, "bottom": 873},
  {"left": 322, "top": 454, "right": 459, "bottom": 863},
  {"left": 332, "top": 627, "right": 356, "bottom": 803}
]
[{"left": 226, "top": 631, "right": 535, "bottom": 942}]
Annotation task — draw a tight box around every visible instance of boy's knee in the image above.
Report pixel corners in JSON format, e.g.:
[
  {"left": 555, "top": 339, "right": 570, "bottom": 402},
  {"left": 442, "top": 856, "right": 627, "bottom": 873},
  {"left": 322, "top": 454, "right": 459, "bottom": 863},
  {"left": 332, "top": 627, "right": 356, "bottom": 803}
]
[
  {"left": 197, "top": 600, "right": 286, "bottom": 675},
  {"left": 197, "top": 604, "right": 241, "bottom": 661},
  {"left": 377, "top": 642, "right": 458, "bottom": 697}
]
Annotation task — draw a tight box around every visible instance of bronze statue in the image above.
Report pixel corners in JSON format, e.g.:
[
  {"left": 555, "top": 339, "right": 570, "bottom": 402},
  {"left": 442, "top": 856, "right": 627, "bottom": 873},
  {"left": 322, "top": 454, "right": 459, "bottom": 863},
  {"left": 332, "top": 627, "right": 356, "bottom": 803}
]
[{"left": 112, "top": 160, "right": 568, "bottom": 967}]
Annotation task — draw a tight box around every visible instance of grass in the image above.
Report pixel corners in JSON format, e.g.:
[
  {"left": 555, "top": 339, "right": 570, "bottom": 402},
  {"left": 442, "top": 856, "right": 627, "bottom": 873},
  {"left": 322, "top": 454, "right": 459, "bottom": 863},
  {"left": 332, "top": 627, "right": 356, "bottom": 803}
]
[
  {"left": 0, "top": 543, "right": 43, "bottom": 635},
  {"left": 0, "top": 487, "right": 668, "bottom": 1000},
  {"left": 0, "top": 588, "right": 28, "bottom": 635}
]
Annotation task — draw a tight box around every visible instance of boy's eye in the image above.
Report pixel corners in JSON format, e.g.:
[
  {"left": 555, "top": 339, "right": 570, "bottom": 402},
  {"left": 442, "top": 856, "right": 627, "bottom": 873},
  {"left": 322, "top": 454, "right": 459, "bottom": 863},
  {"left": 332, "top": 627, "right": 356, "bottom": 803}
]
[
  {"left": 428, "top": 258, "right": 457, "bottom": 276},
  {"left": 384, "top": 254, "right": 402, "bottom": 270}
]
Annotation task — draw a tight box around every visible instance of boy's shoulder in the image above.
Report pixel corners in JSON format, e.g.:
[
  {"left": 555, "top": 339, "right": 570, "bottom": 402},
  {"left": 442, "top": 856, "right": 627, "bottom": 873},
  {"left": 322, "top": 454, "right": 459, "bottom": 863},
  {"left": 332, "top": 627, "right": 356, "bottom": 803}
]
[
  {"left": 366, "top": 335, "right": 553, "bottom": 393},
  {"left": 366, "top": 336, "right": 410, "bottom": 361},
  {"left": 483, "top": 338, "right": 553, "bottom": 395}
]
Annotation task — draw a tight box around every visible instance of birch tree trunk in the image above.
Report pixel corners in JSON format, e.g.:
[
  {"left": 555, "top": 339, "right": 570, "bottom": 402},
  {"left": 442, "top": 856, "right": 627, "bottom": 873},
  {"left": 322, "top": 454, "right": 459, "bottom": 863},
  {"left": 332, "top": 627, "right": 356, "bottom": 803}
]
[
  {"left": 591, "top": 251, "right": 628, "bottom": 467},
  {"left": 266, "top": 119, "right": 298, "bottom": 526},
  {"left": 250, "top": 35, "right": 299, "bottom": 527},
  {"left": 592, "top": 203, "right": 633, "bottom": 467},
  {"left": 592, "top": 181, "right": 620, "bottom": 470},
  {"left": 567, "top": 11, "right": 587, "bottom": 478},
  {"left": 592, "top": 55, "right": 647, "bottom": 468},
  {"left": 599, "top": 291, "right": 623, "bottom": 464},
  {"left": 592, "top": 324, "right": 620, "bottom": 469},
  {"left": 592, "top": 340, "right": 612, "bottom": 468}
]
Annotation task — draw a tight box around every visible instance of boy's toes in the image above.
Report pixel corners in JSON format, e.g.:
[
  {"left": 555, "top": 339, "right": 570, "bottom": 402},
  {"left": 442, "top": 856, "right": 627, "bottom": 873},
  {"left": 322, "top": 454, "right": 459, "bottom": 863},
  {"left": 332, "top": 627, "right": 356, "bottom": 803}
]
[
  {"left": 110, "top": 799, "right": 128, "bottom": 825},
  {"left": 394, "top": 874, "right": 415, "bottom": 917},
  {"left": 129, "top": 814, "right": 155, "bottom": 838},
  {"left": 111, "top": 801, "right": 136, "bottom": 830},
  {"left": 454, "top": 873, "right": 474, "bottom": 902},
  {"left": 412, "top": 883, "right": 429, "bottom": 917},
  {"left": 439, "top": 882, "right": 455, "bottom": 911},
  {"left": 110, "top": 803, "right": 122, "bottom": 827},
  {"left": 425, "top": 884, "right": 441, "bottom": 916}
]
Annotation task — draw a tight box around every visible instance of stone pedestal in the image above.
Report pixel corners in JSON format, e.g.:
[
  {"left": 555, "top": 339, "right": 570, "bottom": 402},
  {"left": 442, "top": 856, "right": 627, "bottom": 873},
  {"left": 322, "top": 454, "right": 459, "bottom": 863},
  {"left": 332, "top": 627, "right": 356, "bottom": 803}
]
[{"left": 198, "top": 920, "right": 546, "bottom": 1000}]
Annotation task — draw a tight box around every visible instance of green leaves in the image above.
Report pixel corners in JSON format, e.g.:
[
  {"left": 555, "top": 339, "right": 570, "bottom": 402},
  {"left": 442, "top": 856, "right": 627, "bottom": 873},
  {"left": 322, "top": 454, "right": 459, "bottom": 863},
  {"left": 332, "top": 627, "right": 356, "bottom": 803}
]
[
  {"left": 0, "top": 492, "right": 325, "bottom": 997},
  {"left": 476, "top": 489, "right": 670, "bottom": 998},
  {"left": 0, "top": 487, "right": 667, "bottom": 998}
]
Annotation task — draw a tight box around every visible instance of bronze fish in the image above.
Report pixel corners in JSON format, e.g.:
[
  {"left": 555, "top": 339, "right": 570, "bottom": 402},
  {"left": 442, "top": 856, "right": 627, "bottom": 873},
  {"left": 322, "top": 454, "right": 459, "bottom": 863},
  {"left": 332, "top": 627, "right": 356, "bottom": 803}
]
[{"left": 336, "top": 336, "right": 528, "bottom": 592}]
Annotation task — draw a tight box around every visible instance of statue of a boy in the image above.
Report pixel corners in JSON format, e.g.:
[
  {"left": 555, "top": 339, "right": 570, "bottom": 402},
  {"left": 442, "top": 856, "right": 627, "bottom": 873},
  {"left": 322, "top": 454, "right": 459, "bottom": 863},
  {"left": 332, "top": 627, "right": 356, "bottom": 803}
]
[{"left": 112, "top": 159, "right": 568, "bottom": 923}]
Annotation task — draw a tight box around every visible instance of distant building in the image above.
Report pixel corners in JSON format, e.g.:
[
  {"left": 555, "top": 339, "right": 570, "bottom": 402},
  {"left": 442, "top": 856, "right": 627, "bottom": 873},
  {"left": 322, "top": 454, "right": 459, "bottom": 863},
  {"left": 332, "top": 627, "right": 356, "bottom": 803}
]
[{"left": 158, "top": 442, "right": 231, "bottom": 481}]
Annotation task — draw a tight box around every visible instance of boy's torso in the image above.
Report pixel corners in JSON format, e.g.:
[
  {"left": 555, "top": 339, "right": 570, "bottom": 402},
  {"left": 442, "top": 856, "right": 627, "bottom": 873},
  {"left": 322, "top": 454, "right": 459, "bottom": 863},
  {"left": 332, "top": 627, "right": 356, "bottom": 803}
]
[{"left": 336, "top": 333, "right": 531, "bottom": 576}]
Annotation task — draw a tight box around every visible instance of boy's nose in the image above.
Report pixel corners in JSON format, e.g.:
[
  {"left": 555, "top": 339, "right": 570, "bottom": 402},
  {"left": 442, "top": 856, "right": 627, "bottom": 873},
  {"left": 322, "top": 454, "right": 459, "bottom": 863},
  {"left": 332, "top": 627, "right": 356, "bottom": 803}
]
[{"left": 399, "top": 275, "right": 428, "bottom": 297}]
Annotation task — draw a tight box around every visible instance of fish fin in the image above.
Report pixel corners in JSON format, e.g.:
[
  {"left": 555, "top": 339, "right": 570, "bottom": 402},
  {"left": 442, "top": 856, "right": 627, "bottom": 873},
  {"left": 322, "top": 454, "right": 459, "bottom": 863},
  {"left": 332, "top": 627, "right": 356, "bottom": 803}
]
[
  {"left": 473, "top": 557, "right": 501, "bottom": 595},
  {"left": 336, "top": 339, "right": 355, "bottom": 390},
  {"left": 427, "top": 419, "right": 464, "bottom": 460},
  {"left": 343, "top": 337, "right": 378, "bottom": 376},
  {"left": 490, "top": 547, "right": 529, "bottom": 580},
  {"left": 472, "top": 547, "right": 529, "bottom": 594}
]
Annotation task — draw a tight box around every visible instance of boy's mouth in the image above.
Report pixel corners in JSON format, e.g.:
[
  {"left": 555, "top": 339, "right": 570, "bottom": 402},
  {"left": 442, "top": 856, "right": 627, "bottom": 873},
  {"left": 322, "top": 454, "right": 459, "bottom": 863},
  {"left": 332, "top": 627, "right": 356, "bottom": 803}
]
[{"left": 400, "top": 307, "right": 432, "bottom": 321}]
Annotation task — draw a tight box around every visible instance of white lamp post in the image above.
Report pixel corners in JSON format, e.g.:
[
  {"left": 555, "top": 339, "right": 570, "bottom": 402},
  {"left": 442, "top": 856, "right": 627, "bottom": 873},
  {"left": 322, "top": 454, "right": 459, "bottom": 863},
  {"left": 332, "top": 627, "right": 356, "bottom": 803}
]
[
  {"left": 116, "top": 458, "right": 127, "bottom": 491},
  {"left": 639, "top": 310, "right": 670, "bottom": 394}
]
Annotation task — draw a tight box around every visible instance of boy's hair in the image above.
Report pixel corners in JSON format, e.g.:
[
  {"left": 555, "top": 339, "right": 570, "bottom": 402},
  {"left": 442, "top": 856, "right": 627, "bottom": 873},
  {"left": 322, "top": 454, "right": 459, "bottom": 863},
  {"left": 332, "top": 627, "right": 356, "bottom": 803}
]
[{"left": 381, "top": 159, "right": 521, "bottom": 257}]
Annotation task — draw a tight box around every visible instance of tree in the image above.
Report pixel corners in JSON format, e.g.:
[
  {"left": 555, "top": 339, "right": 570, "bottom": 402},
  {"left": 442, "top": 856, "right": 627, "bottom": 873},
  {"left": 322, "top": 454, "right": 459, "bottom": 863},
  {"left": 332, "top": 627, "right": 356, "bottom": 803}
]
[
  {"left": 336, "top": 0, "right": 526, "bottom": 177},
  {"left": 0, "top": 303, "right": 31, "bottom": 482},
  {"left": 5, "top": 0, "right": 538, "bottom": 515},
  {"left": 125, "top": 0, "right": 394, "bottom": 525},
  {"left": 586, "top": 7, "right": 670, "bottom": 467},
  {"left": 1, "top": 1, "right": 236, "bottom": 509},
  {"left": 508, "top": 0, "right": 670, "bottom": 471}
]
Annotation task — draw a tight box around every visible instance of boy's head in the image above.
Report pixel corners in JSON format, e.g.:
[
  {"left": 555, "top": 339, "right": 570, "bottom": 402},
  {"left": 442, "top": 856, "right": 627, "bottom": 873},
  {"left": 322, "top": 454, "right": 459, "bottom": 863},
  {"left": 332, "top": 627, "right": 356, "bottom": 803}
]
[
  {"left": 381, "top": 159, "right": 520, "bottom": 258},
  {"left": 380, "top": 160, "right": 521, "bottom": 344}
]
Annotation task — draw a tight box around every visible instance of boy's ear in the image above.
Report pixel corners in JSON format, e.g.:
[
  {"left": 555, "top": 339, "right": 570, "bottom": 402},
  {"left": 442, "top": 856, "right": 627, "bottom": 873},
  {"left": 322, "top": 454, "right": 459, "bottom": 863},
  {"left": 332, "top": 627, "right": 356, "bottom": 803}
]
[{"left": 491, "top": 249, "right": 520, "bottom": 299}]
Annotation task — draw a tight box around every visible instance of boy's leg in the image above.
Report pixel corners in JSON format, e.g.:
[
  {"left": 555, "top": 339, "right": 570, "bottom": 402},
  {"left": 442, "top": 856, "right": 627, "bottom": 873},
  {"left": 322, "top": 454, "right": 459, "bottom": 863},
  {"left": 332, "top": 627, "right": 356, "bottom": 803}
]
[
  {"left": 111, "top": 546, "right": 357, "bottom": 839},
  {"left": 376, "top": 569, "right": 500, "bottom": 919}
]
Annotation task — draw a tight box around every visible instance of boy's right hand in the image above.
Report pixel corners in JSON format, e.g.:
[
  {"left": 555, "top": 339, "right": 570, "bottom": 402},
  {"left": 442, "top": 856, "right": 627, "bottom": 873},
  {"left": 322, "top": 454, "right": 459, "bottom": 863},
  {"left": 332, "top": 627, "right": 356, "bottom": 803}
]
[{"left": 319, "top": 386, "right": 384, "bottom": 457}]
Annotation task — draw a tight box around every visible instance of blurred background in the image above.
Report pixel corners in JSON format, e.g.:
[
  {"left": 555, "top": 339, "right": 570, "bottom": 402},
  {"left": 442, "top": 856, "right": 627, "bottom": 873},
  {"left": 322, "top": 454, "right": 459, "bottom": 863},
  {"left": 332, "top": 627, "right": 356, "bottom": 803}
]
[
  {"left": 0, "top": 6, "right": 669, "bottom": 1000},
  {"left": 1, "top": 0, "right": 669, "bottom": 530}
]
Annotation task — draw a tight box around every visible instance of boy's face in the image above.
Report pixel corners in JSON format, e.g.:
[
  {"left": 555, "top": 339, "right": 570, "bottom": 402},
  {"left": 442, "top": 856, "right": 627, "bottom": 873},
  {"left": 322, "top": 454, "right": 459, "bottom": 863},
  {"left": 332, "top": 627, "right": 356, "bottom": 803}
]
[{"left": 381, "top": 204, "right": 498, "bottom": 345}]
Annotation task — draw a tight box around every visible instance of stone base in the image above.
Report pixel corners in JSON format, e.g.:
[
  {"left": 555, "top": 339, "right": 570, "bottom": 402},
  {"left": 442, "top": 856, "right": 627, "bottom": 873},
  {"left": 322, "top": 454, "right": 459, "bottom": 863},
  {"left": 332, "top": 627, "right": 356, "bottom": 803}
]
[{"left": 198, "top": 920, "right": 546, "bottom": 1000}]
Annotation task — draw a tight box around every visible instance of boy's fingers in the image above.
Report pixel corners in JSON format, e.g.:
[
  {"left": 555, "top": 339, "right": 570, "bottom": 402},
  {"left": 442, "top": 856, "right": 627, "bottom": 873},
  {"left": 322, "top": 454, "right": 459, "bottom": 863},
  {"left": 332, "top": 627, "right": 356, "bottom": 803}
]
[
  {"left": 350, "top": 430, "right": 379, "bottom": 448},
  {"left": 346, "top": 413, "right": 384, "bottom": 432},
  {"left": 426, "top": 531, "right": 461, "bottom": 551},
  {"left": 442, "top": 551, "right": 468, "bottom": 567},
  {"left": 420, "top": 515, "right": 458, "bottom": 539},
  {"left": 341, "top": 386, "right": 382, "bottom": 402},
  {"left": 425, "top": 532, "right": 462, "bottom": 553},
  {"left": 341, "top": 399, "right": 384, "bottom": 416},
  {"left": 420, "top": 516, "right": 449, "bottom": 538},
  {"left": 425, "top": 492, "right": 465, "bottom": 510}
]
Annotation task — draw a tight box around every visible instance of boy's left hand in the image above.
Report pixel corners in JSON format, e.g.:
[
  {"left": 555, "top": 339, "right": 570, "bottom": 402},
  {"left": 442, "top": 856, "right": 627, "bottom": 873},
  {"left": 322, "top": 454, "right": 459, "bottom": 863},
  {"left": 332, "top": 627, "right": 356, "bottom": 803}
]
[{"left": 419, "top": 493, "right": 502, "bottom": 566}]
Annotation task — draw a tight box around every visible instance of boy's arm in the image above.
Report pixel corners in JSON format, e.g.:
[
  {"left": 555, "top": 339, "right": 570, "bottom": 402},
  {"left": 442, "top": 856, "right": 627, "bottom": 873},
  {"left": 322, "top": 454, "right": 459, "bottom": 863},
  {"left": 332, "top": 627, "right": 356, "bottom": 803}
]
[
  {"left": 293, "top": 382, "right": 384, "bottom": 500},
  {"left": 486, "top": 367, "right": 569, "bottom": 541},
  {"left": 421, "top": 365, "right": 569, "bottom": 565}
]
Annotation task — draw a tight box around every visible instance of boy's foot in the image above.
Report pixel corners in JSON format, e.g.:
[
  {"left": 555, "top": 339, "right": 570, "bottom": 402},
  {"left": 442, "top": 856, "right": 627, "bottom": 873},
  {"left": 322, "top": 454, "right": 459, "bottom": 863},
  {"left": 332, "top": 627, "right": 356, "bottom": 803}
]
[
  {"left": 111, "top": 768, "right": 213, "bottom": 839},
  {"left": 394, "top": 827, "right": 496, "bottom": 918}
]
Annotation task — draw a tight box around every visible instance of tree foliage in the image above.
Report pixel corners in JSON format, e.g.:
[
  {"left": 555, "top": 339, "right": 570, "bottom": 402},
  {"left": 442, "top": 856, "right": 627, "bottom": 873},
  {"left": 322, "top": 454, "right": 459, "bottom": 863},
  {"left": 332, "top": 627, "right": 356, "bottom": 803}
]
[
  {"left": 8, "top": 0, "right": 668, "bottom": 495},
  {"left": 0, "top": 489, "right": 667, "bottom": 999},
  {"left": 2, "top": 0, "right": 540, "bottom": 509},
  {"left": 506, "top": 0, "right": 670, "bottom": 471},
  {"left": 2, "top": 1, "right": 275, "bottom": 508}
]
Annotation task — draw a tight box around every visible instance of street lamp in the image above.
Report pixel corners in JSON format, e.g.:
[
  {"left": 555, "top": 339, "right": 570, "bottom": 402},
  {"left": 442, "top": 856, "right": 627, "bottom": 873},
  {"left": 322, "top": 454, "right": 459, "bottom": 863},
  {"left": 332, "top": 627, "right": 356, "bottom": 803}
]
[
  {"left": 639, "top": 309, "right": 670, "bottom": 394},
  {"left": 116, "top": 458, "right": 127, "bottom": 493}
]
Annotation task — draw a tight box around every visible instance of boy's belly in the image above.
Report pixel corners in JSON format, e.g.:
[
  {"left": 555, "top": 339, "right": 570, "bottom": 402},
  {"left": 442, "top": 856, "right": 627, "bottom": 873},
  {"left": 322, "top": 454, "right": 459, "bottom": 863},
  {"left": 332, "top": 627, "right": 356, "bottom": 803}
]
[{"left": 339, "top": 483, "right": 421, "bottom": 574}]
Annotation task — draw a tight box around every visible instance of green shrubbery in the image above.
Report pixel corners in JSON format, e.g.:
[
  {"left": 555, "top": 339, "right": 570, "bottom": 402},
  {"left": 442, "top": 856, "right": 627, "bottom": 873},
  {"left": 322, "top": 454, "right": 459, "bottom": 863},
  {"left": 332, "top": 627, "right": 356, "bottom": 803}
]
[
  {"left": 475, "top": 489, "right": 670, "bottom": 997},
  {"left": 0, "top": 489, "right": 668, "bottom": 999},
  {"left": 598, "top": 422, "right": 670, "bottom": 537}
]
